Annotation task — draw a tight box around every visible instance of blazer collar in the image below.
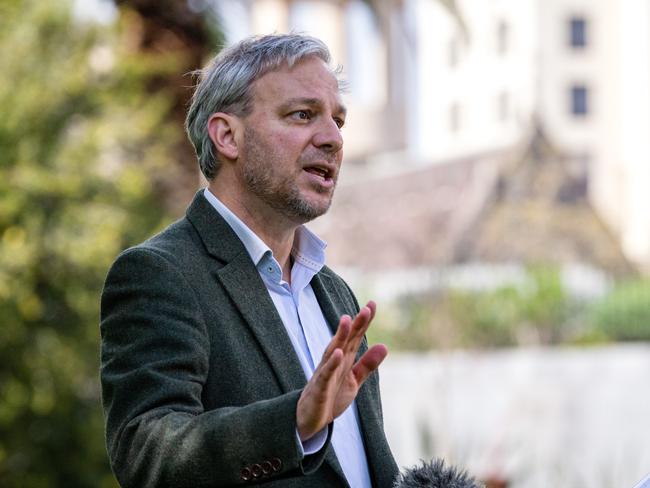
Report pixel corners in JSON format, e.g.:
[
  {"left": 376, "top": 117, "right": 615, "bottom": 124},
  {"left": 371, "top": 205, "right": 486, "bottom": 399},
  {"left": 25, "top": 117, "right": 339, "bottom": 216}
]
[
  {"left": 186, "top": 191, "right": 307, "bottom": 393},
  {"left": 185, "top": 190, "right": 246, "bottom": 263}
]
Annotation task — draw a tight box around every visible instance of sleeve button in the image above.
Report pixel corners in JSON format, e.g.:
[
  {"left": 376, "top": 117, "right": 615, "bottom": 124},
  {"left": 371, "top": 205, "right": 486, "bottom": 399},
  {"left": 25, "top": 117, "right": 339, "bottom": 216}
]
[
  {"left": 240, "top": 467, "right": 252, "bottom": 481},
  {"left": 251, "top": 463, "right": 262, "bottom": 478},
  {"left": 271, "top": 457, "right": 282, "bottom": 472},
  {"left": 261, "top": 461, "right": 272, "bottom": 475}
]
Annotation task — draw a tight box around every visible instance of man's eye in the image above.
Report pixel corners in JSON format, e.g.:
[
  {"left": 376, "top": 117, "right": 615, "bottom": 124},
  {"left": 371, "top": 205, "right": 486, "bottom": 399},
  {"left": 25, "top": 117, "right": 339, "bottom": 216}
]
[
  {"left": 334, "top": 118, "right": 345, "bottom": 129},
  {"left": 292, "top": 110, "right": 311, "bottom": 121}
]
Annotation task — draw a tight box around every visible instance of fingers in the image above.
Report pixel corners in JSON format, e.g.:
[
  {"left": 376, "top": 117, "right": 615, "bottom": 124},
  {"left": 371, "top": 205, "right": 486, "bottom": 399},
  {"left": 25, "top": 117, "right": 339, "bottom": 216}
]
[
  {"left": 316, "top": 300, "right": 379, "bottom": 383},
  {"left": 296, "top": 347, "right": 344, "bottom": 440},
  {"left": 298, "top": 301, "right": 385, "bottom": 437},
  {"left": 324, "top": 301, "right": 377, "bottom": 361},
  {"left": 352, "top": 344, "right": 388, "bottom": 384},
  {"left": 321, "top": 315, "right": 351, "bottom": 361},
  {"left": 315, "top": 347, "right": 343, "bottom": 386},
  {"left": 344, "top": 303, "right": 374, "bottom": 353},
  {"left": 366, "top": 300, "right": 377, "bottom": 321}
]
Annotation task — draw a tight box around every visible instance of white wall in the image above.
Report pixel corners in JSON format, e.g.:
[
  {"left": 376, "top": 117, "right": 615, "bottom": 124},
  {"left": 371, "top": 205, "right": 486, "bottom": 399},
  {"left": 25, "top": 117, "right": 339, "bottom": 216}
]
[
  {"left": 612, "top": 0, "right": 650, "bottom": 267},
  {"left": 408, "top": 0, "right": 649, "bottom": 267},
  {"left": 382, "top": 346, "right": 650, "bottom": 487},
  {"left": 409, "top": 0, "right": 535, "bottom": 163},
  {"left": 537, "top": 0, "right": 600, "bottom": 153}
]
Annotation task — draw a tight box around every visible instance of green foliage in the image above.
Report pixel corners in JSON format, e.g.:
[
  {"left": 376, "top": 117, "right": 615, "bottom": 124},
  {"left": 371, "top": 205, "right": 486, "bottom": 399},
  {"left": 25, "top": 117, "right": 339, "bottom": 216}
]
[
  {"left": 448, "top": 267, "right": 572, "bottom": 347},
  {"left": 370, "top": 266, "right": 578, "bottom": 350},
  {"left": 369, "top": 268, "right": 650, "bottom": 351},
  {"left": 0, "top": 1, "right": 178, "bottom": 485},
  {"left": 589, "top": 279, "right": 650, "bottom": 341},
  {"left": 447, "top": 286, "right": 521, "bottom": 347},
  {"left": 367, "top": 295, "right": 437, "bottom": 351},
  {"left": 432, "top": 266, "right": 569, "bottom": 347}
]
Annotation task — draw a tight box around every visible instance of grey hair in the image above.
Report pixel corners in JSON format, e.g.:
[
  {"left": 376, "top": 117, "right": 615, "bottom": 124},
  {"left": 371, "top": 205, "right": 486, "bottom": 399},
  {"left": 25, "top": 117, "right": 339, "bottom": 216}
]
[{"left": 185, "top": 33, "right": 334, "bottom": 180}]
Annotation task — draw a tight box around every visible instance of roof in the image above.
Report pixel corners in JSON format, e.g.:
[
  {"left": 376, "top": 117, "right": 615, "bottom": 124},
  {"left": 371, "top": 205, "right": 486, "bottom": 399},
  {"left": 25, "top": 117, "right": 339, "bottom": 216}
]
[{"left": 311, "top": 126, "right": 635, "bottom": 277}]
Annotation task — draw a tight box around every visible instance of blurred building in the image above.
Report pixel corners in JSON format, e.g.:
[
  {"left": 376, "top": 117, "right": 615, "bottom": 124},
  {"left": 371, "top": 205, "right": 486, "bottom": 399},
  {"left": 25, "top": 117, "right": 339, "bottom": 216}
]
[
  {"left": 216, "top": 0, "right": 407, "bottom": 161},
  {"left": 214, "top": 0, "right": 649, "bottom": 273}
]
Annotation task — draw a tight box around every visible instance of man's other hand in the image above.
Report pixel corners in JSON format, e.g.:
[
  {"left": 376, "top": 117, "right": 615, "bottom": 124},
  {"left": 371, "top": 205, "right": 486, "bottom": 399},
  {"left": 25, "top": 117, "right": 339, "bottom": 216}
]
[{"left": 296, "top": 301, "right": 388, "bottom": 441}]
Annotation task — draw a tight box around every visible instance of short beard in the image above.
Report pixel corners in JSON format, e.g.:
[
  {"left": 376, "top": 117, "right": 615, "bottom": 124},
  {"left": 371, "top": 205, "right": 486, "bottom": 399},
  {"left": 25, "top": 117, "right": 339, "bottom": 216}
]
[{"left": 241, "top": 126, "right": 334, "bottom": 223}]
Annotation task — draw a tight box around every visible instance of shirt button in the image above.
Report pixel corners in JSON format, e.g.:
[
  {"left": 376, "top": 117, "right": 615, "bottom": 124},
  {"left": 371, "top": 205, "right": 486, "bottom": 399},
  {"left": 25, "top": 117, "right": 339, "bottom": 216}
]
[{"left": 240, "top": 467, "right": 252, "bottom": 481}]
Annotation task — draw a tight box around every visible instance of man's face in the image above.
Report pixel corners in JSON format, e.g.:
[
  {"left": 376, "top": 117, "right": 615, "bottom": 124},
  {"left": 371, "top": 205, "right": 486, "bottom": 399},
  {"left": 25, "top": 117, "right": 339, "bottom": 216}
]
[{"left": 237, "top": 56, "right": 346, "bottom": 224}]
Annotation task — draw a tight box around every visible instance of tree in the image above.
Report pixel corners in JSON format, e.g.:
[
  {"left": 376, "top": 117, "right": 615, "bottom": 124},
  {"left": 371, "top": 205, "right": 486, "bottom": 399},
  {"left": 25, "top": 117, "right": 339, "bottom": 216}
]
[
  {"left": 111, "top": 0, "right": 222, "bottom": 213},
  {"left": 0, "top": 0, "right": 178, "bottom": 485}
]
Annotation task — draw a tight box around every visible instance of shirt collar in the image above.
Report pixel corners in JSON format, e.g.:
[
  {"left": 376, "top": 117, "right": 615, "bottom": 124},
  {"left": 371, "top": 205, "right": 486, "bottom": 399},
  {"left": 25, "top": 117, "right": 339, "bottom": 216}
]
[
  {"left": 291, "top": 224, "right": 326, "bottom": 273},
  {"left": 202, "top": 188, "right": 327, "bottom": 273}
]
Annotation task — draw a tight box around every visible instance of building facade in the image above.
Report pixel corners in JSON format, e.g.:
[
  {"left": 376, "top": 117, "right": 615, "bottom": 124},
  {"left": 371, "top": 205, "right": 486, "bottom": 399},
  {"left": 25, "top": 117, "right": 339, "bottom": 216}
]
[{"left": 214, "top": 0, "right": 650, "bottom": 270}]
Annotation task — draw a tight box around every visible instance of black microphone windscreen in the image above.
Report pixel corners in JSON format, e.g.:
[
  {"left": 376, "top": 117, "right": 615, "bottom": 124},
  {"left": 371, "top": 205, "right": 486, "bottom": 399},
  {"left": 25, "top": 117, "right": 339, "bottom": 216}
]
[{"left": 394, "top": 459, "right": 484, "bottom": 488}]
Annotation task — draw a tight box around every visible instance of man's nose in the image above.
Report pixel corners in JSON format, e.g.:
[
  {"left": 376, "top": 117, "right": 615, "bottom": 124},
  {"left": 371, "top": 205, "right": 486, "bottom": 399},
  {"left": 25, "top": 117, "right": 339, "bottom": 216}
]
[{"left": 312, "top": 117, "right": 343, "bottom": 153}]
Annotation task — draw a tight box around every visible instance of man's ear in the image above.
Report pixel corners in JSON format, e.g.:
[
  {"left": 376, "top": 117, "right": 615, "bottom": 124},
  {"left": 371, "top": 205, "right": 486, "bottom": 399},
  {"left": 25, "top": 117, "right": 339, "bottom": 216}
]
[{"left": 207, "top": 113, "right": 241, "bottom": 161}]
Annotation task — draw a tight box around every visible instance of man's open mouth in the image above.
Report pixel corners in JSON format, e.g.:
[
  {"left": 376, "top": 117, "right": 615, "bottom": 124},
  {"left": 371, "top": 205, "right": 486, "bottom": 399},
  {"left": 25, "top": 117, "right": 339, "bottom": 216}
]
[{"left": 303, "top": 165, "right": 333, "bottom": 180}]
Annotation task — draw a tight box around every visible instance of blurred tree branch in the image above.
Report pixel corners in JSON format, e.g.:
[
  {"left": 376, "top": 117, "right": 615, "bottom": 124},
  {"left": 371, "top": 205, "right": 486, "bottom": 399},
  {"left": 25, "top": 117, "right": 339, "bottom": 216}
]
[{"left": 111, "top": 0, "right": 224, "bottom": 213}]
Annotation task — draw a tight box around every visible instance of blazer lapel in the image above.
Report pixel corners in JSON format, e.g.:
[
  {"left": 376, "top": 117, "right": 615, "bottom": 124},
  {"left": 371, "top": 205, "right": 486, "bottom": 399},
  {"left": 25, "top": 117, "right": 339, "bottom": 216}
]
[
  {"left": 313, "top": 272, "right": 394, "bottom": 488},
  {"left": 215, "top": 254, "right": 307, "bottom": 393},
  {"left": 186, "top": 192, "right": 307, "bottom": 394},
  {"left": 309, "top": 273, "right": 342, "bottom": 337},
  {"left": 311, "top": 272, "right": 368, "bottom": 357},
  {"left": 312, "top": 272, "right": 375, "bottom": 487}
]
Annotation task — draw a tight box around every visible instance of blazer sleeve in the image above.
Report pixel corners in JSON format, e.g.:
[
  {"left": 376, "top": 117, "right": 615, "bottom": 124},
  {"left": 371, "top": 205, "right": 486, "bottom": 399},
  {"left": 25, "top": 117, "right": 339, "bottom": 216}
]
[{"left": 100, "top": 247, "right": 330, "bottom": 487}]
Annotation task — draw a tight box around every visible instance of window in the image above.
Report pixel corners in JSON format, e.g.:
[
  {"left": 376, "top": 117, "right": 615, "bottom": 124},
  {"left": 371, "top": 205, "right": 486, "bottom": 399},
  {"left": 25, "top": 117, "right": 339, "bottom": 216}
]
[
  {"left": 449, "top": 102, "right": 461, "bottom": 132},
  {"left": 571, "top": 85, "right": 589, "bottom": 116},
  {"left": 569, "top": 17, "right": 587, "bottom": 48},
  {"left": 448, "top": 37, "right": 459, "bottom": 68},
  {"left": 497, "top": 20, "right": 509, "bottom": 55},
  {"left": 498, "top": 91, "right": 510, "bottom": 122}
]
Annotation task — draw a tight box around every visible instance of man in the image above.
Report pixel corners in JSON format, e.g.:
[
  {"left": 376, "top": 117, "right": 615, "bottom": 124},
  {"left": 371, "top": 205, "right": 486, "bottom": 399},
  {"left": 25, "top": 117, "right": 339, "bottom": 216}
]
[{"left": 100, "top": 34, "right": 398, "bottom": 487}]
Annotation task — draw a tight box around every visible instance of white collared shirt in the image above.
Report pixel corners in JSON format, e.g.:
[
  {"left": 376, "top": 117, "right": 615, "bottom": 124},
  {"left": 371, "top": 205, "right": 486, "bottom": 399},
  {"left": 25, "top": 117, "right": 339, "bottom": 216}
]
[{"left": 203, "top": 188, "right": 372, "bottom": 488}]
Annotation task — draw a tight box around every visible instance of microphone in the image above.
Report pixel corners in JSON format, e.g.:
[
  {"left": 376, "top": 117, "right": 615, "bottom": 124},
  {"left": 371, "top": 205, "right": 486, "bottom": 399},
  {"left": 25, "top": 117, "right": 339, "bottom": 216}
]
[{"left": 394, "top": 459, "right": 484, "bottom": 488}]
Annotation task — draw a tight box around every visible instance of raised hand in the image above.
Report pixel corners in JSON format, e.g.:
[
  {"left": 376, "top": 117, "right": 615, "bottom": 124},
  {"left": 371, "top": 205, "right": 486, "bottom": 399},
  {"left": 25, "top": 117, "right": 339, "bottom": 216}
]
[{"left": 296, "top": 301, "right": 388, "bottom": 441}]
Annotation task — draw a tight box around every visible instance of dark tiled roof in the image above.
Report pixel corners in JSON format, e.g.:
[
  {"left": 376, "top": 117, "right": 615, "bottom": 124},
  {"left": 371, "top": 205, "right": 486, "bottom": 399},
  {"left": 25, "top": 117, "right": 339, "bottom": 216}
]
[
  {"left": 311, "top": 152, "right": 501, "bottom": 270},
  {"left": 454, "top": 127, "right": 634, "bottom": 276},
  {"left": 313, "top": 127, "right": 635, "bottom": 277}
]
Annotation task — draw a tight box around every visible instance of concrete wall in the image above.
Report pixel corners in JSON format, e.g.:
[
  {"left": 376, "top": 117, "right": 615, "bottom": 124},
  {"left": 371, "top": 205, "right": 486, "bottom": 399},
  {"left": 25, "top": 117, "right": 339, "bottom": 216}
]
[{"left": 381, "top": 345, "right": 650, "bottom": 487}]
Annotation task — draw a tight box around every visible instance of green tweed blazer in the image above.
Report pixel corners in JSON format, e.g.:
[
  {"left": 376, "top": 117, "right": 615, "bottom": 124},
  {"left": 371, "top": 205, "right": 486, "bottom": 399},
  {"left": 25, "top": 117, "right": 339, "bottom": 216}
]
[{"left": 100, "top": 191, "right": 398, "bottom": 488}]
